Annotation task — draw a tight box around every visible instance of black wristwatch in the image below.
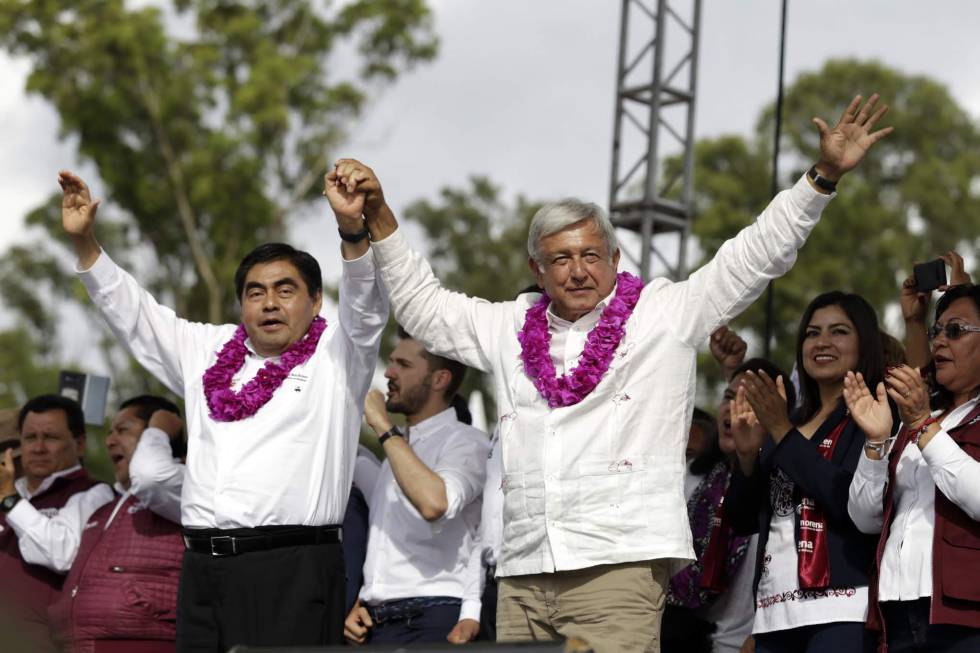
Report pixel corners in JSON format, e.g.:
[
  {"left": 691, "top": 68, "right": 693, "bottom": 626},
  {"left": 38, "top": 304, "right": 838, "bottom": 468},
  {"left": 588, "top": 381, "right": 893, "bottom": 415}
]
[
  {"left": 378, "top": 425, "right": 404, "bottom": 446},
  {"left": 806, "top": 165, "right": 838, "bottom": 193},
  {"left": 1, "top": 493, "right": 21, "bottom": 513},
  {"left": 338, "top": 226, "right": 370, "bottom": 243}
]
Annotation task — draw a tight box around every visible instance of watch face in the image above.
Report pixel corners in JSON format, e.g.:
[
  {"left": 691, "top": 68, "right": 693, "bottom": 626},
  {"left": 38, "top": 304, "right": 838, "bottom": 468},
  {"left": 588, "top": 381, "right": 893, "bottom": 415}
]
[{"left": 2, "top": 494, "right": 19, "bottom": 511}]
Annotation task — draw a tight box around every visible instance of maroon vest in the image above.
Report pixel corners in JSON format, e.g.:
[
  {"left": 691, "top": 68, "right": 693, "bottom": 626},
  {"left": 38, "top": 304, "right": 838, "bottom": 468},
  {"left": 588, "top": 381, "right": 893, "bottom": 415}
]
[
  {"left": 868, "top": 402, "right": 980, "bottom": 650},
  {"left": 48, "top": 493, "right": 183, "bottom": 653},
  {"left": 0, "top": 469, "right": 103, "bottom": 651}
]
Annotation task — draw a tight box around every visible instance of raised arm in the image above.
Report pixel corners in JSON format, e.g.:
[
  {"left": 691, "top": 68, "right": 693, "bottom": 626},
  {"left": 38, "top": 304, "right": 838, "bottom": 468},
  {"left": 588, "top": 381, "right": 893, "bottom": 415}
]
[
  {"left": 128, "top": 410, "right": 185, "bottom": 524},
  {"left": 363, "top": 390, "right": 447, "bottom": 521},
  {"left": 666, "top": 94, "right": 893, "bottom": 345},
  {"left": 335, "top": 159, "right": 505, "bottom": 372},
  {"left": 61, "top": 171, "right": 218, "bottom": 394},
  {"left": 363, "top": 390, "right": 488, "bottom": 523},
  {"left": 710, "top": 326, "right": 748, "bottom": 380}
]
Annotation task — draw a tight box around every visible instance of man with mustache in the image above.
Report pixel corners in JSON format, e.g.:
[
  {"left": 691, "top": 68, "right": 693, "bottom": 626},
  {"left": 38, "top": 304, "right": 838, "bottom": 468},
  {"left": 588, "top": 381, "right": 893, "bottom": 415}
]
[
  {"left": 11, "top": 395, "right": 185, "bottom": 653},
  {"left": 344, "top": 328, "right": 489, "bottom": 646},
  {"left": 0, "top": 395, "right": 113, "bottom": 651}
]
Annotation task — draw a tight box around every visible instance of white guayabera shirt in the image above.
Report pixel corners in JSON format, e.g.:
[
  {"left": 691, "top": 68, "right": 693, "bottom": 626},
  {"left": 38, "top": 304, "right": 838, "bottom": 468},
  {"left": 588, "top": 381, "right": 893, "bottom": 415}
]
[
  {"left": 373, "top": 175, "right": 834, "bottom": 577},
  {"left": 77, "top": 249, "right": 388, "bottom": 528}
]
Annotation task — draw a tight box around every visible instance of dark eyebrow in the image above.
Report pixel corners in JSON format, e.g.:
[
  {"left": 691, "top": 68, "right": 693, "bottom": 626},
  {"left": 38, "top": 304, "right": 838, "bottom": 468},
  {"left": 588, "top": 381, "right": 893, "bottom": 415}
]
[{"left": 244, "top": 277, "right": 300, "bottom": 293}]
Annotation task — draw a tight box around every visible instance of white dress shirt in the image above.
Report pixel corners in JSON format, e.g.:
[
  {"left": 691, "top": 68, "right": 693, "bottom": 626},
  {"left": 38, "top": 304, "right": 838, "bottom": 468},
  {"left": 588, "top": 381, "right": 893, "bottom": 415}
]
[
  {"left": 461, "top": 428, "right": 504, "bottom": 619},
  {"left": 128, "top": 427, "right": 185, "bottom": 524},
  {"left": 848, "top": 397, "right": 980, "bottom": 601},
  {"left": 372, "top": 175, "right": 834, "bottom": 577},
  {"left": 353, "top": 444, "right": 383, "bottom": 504},
  {"left": 5, "top": 466, "right": 114, "bottom": 572},
  {"left": 359, "top": 408, "right": 489, "bottom": 622},
  {"left": 78, "top": 249, "right": 388, "bottom": 528}
]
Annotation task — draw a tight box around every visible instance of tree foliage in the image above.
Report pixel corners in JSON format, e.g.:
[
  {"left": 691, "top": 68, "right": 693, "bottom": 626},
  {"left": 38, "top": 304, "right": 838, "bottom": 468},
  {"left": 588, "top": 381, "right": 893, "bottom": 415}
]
[
  {"left": 0, "top": 0, "right": 437, "bottom": 403},
  {"left": 683, "top": 59, "right": 980, "bottom": 386}
]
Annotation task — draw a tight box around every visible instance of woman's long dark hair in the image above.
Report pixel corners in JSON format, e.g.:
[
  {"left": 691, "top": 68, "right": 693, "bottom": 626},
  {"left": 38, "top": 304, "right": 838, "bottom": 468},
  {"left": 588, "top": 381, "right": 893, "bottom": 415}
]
[
  {"left": 928, "top": 284, "right": 980, "bottom": 411},
  {"left": 795, "top": 291, "right": 885, "bottom": 424}
]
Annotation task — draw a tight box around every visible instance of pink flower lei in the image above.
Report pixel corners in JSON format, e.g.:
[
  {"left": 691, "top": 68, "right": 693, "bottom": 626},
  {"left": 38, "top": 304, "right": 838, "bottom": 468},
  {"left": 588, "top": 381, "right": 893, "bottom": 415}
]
[
  {"left": 517, "top": 272, "right": 643, "bottom": 408},
  {"left": 203, "top": 316, "right": 326, "bottom": 422}
]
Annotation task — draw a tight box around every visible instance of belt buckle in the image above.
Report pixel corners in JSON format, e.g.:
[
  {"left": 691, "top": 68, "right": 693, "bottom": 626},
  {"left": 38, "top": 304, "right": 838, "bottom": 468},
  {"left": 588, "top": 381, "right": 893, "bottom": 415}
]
[{"left": 210, "top": 535, "right": 237, "bottom": 556}]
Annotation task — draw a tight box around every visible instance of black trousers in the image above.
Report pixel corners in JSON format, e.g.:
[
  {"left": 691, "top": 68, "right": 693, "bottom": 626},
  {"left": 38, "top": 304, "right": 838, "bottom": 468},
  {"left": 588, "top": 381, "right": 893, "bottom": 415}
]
[
  {"left": 175, "top": 537, "right": 345, "bottom": 652},
  {"left": 754, "top": 621, "right": 876, "bottom": 653},
  {"left": 366, "top": 599, "right": 461, "bottom": 646},
  {"left": 477, "top": 565, "right": 498, "bottom": 642},
  {"left": 882, "top": 598, "right": 980, "bottom": 653}
]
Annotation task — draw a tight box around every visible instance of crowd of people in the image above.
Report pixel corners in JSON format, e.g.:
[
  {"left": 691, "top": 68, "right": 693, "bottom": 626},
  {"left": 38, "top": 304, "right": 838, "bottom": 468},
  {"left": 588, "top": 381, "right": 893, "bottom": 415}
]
[{"left": 0, "top": 90, "right": 977, "bottom": 653}]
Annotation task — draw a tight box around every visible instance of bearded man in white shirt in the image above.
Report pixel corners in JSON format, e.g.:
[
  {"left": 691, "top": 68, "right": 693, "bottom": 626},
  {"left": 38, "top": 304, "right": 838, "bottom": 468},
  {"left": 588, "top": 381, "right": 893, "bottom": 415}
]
[
  {"left": 344, "top": 328, "right": 489, "bottom": 646},
  {"left": 58, "top": 169, "right": 389, "bottom": 652},
  {"left": 329, "top": 93, "right": 893, "bottom": 652}
]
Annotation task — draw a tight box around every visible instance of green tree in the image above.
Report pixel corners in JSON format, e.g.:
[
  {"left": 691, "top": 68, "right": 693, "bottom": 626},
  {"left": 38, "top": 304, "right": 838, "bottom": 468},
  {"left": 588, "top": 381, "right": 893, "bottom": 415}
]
[
  {"left": 0, "top": 0, "right": 437, "bottom": 397},
  {"left": 683, "top": 59, "right": 980, "bottom": 390},
  {"left": 0, "top": 0, "right": 438, "bottom": 467}
]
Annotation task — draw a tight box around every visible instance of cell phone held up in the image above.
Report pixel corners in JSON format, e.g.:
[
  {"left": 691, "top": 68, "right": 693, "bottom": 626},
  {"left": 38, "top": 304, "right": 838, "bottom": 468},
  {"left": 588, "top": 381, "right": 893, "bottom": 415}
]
[{"left": 913, "top": 259, "right": 947, "bottom": 293}]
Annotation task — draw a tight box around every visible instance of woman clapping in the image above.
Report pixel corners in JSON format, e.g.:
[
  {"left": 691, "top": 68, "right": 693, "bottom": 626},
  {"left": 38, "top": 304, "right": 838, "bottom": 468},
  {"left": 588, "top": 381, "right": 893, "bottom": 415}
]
[
  {"left": 846, "top": 284, "right": 980, "bottom": 652},
  {"left": 725, "top": 291, "right": 886, "bottom": 653}
]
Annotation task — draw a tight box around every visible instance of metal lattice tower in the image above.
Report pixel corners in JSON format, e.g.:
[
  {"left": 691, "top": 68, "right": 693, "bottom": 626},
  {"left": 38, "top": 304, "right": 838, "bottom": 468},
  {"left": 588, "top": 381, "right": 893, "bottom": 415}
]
[{"left": 608, "top": 0, "right": 702, "bottom": 281}]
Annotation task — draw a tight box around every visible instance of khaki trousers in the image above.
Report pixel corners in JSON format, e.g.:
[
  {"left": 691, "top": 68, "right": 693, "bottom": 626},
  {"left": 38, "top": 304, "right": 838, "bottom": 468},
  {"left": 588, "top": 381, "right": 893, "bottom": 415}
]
[{"left": 496, "top": 560, "right": 668, "bottom": 653}]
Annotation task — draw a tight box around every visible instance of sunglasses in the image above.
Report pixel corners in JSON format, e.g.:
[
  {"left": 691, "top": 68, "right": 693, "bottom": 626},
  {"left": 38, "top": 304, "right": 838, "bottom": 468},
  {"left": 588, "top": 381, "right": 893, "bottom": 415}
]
[{"left": 928, "top": 321, "right": 980, "bottom": 341}]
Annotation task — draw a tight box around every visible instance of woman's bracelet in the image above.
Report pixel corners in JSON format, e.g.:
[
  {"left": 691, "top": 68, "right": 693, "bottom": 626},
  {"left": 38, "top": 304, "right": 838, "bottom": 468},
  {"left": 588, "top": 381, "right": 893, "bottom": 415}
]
[
  {"left": 864, "top": 436, "right": 896, "bottom": 457},
  {"left": 910, "top": 417, "right": 940, "bottom": 446}
]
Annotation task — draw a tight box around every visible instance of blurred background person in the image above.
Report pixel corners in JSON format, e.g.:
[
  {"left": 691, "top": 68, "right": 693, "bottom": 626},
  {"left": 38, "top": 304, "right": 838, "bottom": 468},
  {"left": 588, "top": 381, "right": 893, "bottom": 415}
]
[
  {"left": 665, "top": 323, "right": 795, "bottom": 653},
  {"left": 42, "top": 395, "right": 185, "bottom": 653},
  {"left": 0, "top": 395, "right": 112, "bottom": 652},
  {"left": 725, "top": 291, "right": 889, "bottom": 653},
  {"left": 847, "top": 283, "right": 980, "bottom": 652}
]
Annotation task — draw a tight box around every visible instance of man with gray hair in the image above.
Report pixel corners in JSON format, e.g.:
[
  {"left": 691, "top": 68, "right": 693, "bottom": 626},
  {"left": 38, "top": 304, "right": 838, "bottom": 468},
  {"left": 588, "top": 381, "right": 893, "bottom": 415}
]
[{"left": 325, "top": 93, "right": 892, "bottom": 652}]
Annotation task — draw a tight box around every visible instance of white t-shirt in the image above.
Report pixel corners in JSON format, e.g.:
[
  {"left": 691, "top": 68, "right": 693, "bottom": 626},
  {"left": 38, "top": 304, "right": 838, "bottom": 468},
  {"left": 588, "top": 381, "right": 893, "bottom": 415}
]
[
  {"left": 699, "top": 535, "right": 758, "bottom": 652},
  {"left": 753, "top": 469, "right": 868, "bottom": 634}
]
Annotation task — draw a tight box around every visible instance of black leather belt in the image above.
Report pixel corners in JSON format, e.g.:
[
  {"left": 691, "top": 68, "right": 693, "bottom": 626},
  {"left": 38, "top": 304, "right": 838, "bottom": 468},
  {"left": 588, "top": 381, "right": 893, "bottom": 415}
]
[
  {"left": 366, "top": 596, "right": 461, "bottom": 625},
  {"left": 183, "top": 525, "right": 342, "bottom": 557}
]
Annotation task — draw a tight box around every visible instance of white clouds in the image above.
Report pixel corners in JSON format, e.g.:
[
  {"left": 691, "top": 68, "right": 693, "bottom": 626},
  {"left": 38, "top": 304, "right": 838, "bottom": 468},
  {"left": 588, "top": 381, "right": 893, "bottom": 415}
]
[{"left": 2, "top": 0, "right": 979, "bottom": 294}]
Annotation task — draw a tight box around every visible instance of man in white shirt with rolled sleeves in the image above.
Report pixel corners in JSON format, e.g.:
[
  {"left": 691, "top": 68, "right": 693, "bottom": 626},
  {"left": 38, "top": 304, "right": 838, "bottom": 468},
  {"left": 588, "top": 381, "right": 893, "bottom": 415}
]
[
  {"left": 58, "top": 167, "right": 389, "bottom": 652},
  {"left": 329, "top": 93, "right": 892, "bottom": 652},
  {"left": 344, "top": 328, "right": 489, "bottom": 646}
]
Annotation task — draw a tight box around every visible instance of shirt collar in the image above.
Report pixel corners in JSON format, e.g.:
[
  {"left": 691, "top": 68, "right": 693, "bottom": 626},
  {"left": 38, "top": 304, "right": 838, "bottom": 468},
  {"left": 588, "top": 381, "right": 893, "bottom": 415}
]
[
  {"left": 406, "top": 407, "right": 458, "bottom": 445},
  {"left": 15, "top": 464, "right": 83, "bottom": 499},
  {"left": 941, "top": 393, "right": 980, "bottom": 427},
  {"left": 545, "top": 283, "right": 617, "bottom": 329},
  {"left": 243, "top": 337, "right": 280, "bottom": 361}
]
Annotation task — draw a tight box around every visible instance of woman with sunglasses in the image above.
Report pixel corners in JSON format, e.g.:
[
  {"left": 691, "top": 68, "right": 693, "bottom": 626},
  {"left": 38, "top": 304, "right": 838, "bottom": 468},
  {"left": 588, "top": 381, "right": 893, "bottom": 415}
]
[
  {"left": 846, "top": 284, "right": 980, "bottom": 652},
  {"left": 900, "top": 251, "right": 972, "bottom": 370},
  {"left": 724, "top": 291, "right": 886, "bottom": 653}
]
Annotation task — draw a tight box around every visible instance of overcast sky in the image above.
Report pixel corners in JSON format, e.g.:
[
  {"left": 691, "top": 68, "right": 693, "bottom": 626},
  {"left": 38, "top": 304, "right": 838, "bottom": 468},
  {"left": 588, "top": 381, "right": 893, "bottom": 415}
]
[{"left": 2, "top": 0, "right": 978, "bottom": 311}]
